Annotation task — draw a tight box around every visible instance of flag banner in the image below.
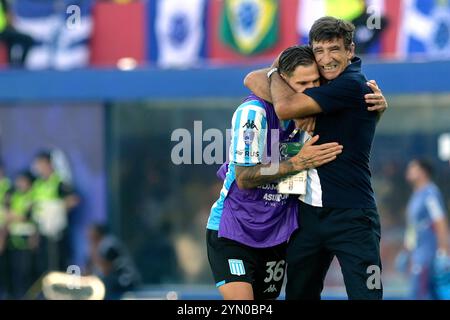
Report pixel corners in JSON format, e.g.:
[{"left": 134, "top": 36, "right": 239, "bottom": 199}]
[
  {"left": 296, "top": 0, "right": 450, "bottom": 60},
  {"left": 297, "top": 0, "right": 388, "bottom": 56},
  {"left": 209, "top": 0, "right": 298, "bottom": 64},
  {"left": 220, "top": 0, "right": 278, "bottom": 55},
  {"left": 297, "top": 0, "right": 366, "bottom": 45},
  {"left": 149, "top": 0, "right": 208, "bottom": 68},
  {"left": 398, "top": 0, "right": 450, "bottom": 59},
  {"left": 12, "top": 0, "right": 93, "bottom": 70},
  {"left": 90, "top": 1, "right": 146, "bottom": 67},
  {"left": 351, "top": 0, "right": 388, "bottom": 56}
]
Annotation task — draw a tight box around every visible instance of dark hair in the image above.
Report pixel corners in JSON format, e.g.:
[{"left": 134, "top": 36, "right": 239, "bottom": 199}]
[
  {"left": 278, "top": 45, "right": 315, "bottom": 77},
  {"left": 90, "top": 223, "right": 109, "bottom": 237},
  {"left": 413, "top": 158, "right": 434, "bottom": 178},
  {"left": 309, "top": 16, "right": 355, "bottom": 50},
  {"left": 17, "top": 170, "right": 35, "bottom": 183},
  {"left": 35, "top": 150, "right": 52, "bottom": 162}
]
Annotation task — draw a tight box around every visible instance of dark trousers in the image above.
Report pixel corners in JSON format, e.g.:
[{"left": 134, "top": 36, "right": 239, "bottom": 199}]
[
  {"left": 0, "top": 26, "right": 34, "bottom": 67},
  {"left": 7, "top": 248, "right": 35, "bottom": 299},
  {"left": 0, "top": 251, "right": 8, "bottom": 299},
  {"left": 36, "top": 230, "right": 71, "bottom": 276},
  {"left": 286, "top": 201, "right": 383, "bottom": 300}
]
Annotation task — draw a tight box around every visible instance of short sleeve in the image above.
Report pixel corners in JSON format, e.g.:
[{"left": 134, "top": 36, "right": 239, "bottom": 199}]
[
  {"left": 425, "top": 194, "right": 446, "bottom": 222},
  {"left": 229, "top": 101, "right": 267, "bottom": 166},
  {"left": 304, "top": 77, "right": 367, "bottom": 114}
]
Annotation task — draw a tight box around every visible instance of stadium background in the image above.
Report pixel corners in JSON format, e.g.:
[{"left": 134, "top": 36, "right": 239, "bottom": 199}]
[{"left": 0, "top": 0, "right": 450, "bottom": 299}]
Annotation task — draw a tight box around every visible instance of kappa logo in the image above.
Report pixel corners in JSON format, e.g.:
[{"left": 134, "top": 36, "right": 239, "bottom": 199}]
[
  {"left": 228, "top": 259, "right": 246, "bottom": 276},
  {"left": 242, "top": 120, "right": 258, "bottom": 130},
  {"left": 263, "top": 284, "right": 277, "bottom": 293}
]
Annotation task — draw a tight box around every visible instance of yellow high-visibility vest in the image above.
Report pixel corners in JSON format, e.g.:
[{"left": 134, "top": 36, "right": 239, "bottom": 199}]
[
  {"left": 0, "top": 2, "right": 7, "bottom": 33},
  {"left": 32, "top": 173, "right": 62, "bottom": 202},
  {"left": 0, "top": 177, "right": 11, "bottom": 227},
  {"left": 8, "top": 189, "right": 37, "bottom": 249}
]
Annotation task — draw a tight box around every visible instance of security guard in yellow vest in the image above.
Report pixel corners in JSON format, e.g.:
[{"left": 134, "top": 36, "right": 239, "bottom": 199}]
[
  {"left": 32, "top": 151, "right": 79, "bottom": 274},
  {"left": 0, "top": 0, "right": 34, "bottom": 67},
  {"left": 0, "top": 164, "right": 11, "bottom": 248},
  {"left": 0, "top": 168, "right": 10, "bottom": 197},
  {"left": 3, "top": 170, "right": 38, "bottom": 299},
  {"left": 32, "top": 173, "right": 67, "bottom": 234},
  {"left": 0, "top": 162, "right": 11, "bottom": 299}
]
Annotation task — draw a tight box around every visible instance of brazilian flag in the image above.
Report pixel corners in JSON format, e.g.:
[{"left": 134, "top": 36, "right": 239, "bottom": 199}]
[{"left": 220, "top": 0, "right": 278, "bottom": 55}]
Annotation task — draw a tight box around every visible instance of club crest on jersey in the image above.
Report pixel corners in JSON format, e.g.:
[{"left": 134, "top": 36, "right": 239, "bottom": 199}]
[
  {"left": 243, "top": 128, "right": 255, "bottom": 145},
  {"left": 228, "top": 259, "right": 246, "bottom": 276}
]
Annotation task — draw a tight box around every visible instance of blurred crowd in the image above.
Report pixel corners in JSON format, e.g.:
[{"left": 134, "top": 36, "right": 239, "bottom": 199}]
[
  {"left": 0, "top": 151, "right": 140, "bottom": 299},
  {"left": 0, "top": 151, "right": 79, "bottom": 299}
]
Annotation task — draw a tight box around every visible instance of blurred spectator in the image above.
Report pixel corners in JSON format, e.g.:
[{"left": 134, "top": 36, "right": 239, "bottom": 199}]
[
  {"left": 0, "top": 0, "right": 34, "bottom": 67},
  {"left": 0, "top": 161, "right": 11, "bottom": 298},
  {"left": 3, "top": 170, "right": 39, "bottom": 299},
  {"left": 0, "top": 161, "right": 10, "bottom": 247},
  {"left": 0, "top": 161, "right": 10, "bottom": 239},
  {"left": 87, "top": 224, "right": 141, "bottom": 300},
  {"left": 31, "top": 150, "right": 80, "bottom": 273},
  {"left": 404, "top": 159, "right": 450, "bottom": 299}
]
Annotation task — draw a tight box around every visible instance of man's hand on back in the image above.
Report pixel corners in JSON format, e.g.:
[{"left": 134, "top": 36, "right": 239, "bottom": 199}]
[{"left": 365, "top": 80, "right": 388, "bottom": 113}]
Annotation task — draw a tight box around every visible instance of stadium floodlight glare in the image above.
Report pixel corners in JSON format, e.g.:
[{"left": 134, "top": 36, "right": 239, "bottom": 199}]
[
  {"left": 438, "top": 133, "right": 450, "bottom": 161},
  {"left": 117, "top": 57, "right": 138, "bottom": 71}
]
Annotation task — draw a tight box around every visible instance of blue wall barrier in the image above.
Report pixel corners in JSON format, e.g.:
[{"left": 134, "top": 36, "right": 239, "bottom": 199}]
[{"left": 0, "top": 60, "right": 449, "bottom": 102}]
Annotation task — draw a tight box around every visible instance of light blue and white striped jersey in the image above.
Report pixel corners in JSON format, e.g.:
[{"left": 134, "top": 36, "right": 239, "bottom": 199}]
[{"left": 207, "top": 94, "right": 299, "bottom": 248}]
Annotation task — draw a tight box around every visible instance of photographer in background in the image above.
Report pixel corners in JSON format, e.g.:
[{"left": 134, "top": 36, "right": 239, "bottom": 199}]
[{"left": 87, "top": 224, "right": 141, "bottom": 300}]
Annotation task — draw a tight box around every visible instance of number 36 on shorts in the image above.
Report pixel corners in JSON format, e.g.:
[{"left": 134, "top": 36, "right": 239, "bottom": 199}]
[{"left": 264, "top": 260, "right": 286, "bottom": 283}]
